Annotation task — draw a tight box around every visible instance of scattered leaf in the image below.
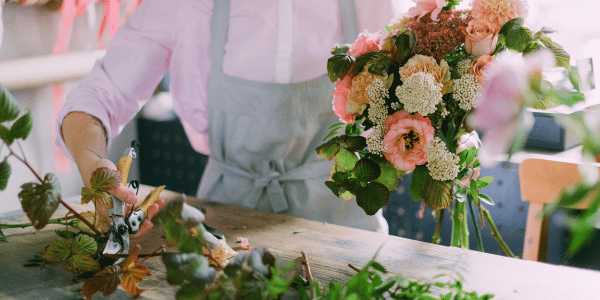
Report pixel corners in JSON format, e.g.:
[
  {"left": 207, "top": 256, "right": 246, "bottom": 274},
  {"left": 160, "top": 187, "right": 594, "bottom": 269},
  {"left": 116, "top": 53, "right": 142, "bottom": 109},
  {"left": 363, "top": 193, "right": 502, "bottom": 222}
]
[
  {"left": 43, "top": 238, "right": 72, "bottom": 263},
  {"left": 19, "top": 173, "right": 61, "bottom": 230},
  {"left": 206, "top": 239, "right": 238, "bottom": 266},
  {"left": 82, "top": 265, "right": 121, "bottom": 299},
  {"left": 121, "top": 245, "right": 151, "bottom": 297},
  {"left": 0, "top": 228, "right": 6, "bottom": 242},
  {"left": 65, "top": 254, "right": 101, "bottom": 274},
  {"left": 71, "top": 234, "right": 98, "bottom": 256},
  {"left": 293, "top": 229, "right": 305, "bottom": 234}
]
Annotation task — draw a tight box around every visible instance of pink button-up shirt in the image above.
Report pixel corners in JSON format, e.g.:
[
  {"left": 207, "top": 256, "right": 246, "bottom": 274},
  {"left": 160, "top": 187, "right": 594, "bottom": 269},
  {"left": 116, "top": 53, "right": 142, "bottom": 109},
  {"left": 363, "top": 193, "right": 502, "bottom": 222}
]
[{"left": 56, "top": 0, "right": 395, "bottom": 156}]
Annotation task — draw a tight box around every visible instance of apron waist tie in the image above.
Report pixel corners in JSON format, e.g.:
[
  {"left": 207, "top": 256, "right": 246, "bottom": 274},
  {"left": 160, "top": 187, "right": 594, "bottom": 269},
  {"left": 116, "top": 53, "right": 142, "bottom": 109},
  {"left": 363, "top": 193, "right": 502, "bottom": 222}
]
[{"left": 207, "top": 158, "right": 333, "bottom": 213}]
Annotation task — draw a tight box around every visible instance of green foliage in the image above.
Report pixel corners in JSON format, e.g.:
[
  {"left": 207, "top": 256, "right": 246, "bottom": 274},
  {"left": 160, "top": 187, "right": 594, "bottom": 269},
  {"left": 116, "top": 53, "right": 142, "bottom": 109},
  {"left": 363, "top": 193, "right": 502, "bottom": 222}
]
[
  {"left": 0, "top": 158, "right": 11, "bottom": 191},
  {"left": 10, "top": 109, "right": 33, "bottom": 140},
  {"left": 327, "top": 54, "right": 355, "bottom": 82},
  {"left": 65, "top": 253, "right": 101, "bottom": 274},
  {"left": 410, "top": 165, "right": 430, "bottom": 202},
  {"left": 356, "top": 182, "right": 390, "bottom": 215},
  {"left": 0, "top": 86, "right": 20, "bottom": 123},
  {"left": 19, "top": 173, "right": 61, "bottom": 230}
]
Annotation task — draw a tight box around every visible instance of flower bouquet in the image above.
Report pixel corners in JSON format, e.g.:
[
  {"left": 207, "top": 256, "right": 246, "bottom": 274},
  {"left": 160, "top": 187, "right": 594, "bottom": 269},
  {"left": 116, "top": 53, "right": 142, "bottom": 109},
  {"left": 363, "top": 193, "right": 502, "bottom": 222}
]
[{"left": 317, "top": 0, "right": 582, "bottom": 252}]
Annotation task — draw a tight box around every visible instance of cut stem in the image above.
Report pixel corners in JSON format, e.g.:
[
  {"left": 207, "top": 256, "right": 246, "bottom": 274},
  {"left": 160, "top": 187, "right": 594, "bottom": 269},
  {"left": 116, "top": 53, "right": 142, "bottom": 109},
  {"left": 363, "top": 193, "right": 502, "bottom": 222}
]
[
  {"left": 482, "top": 207, "right": 516, "bottom": 258},
  {"left": 467, "top": 194, "right": 484, "bottom": 252},
  {"left": 0, "top": 216, "right": 76, "bottom": 229},
  {"left": 432, "top": 209, "right": 444, "bottom": 245},
  {"left": 301, "top": 251, "right": 315, "bottom": 299}
]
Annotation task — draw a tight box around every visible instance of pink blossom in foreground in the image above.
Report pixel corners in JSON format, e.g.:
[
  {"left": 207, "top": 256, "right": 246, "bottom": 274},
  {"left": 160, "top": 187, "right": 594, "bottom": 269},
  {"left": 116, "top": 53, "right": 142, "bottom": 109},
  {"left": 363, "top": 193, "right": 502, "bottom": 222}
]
[
  {"left": 468, "top": 50, "right": 555, "bottom": 167},
  {"left": 332, "top": 75, "right": 355, "bottom": 123},
  {"left": 348, "top": 30, "right": 381, "bottom": 58},
  {"left": 383, "top": 111, "right": 435, "bottom": 171},
  {"left": 408, "top": 0, "right": 445, "bottom": 21}
]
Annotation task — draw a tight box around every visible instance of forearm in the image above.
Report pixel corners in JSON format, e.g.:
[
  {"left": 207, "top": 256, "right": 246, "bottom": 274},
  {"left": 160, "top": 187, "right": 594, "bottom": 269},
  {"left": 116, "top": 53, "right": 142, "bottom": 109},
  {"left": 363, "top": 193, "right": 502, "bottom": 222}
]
[{"left": 60, "top": 111, "right": 110, "bottom": 188}]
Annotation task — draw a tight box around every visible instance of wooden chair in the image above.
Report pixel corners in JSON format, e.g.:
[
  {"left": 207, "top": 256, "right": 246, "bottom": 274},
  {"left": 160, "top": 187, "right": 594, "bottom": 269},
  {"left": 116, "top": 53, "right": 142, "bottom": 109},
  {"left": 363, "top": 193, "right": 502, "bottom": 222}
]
[{"left": 519, "top": 158, "right": 597, "bottom": 261}]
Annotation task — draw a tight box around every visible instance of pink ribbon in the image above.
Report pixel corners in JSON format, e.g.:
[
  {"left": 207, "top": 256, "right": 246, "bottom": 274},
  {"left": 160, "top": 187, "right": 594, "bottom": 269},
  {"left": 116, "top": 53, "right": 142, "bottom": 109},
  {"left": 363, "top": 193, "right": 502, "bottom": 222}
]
[{"left": 52, "top": 0, "right": 143, "bottom": 173}]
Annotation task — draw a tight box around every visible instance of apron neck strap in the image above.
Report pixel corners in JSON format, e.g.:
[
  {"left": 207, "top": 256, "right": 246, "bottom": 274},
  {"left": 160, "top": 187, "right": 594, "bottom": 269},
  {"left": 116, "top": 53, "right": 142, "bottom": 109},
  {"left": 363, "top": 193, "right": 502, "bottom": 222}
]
[{"left": 209, "top": 0, "right": 358, "bottom": 75}]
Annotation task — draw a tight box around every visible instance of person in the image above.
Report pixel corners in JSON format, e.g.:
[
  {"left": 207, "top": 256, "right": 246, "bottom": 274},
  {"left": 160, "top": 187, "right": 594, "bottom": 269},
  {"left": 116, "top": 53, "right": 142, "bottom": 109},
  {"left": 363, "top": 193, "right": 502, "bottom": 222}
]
[{"left": 57, "top": 0, "right": 395, "bottom": 235}]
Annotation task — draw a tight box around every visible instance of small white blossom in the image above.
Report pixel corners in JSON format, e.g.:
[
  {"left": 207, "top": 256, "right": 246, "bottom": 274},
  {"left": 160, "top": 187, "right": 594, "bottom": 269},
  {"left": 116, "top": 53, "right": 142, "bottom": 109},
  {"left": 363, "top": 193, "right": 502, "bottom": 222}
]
[
  {"left": 365, "top": 78, "right": 390, "bottom": 155},
  {"left": 453, "top": 74, "right": 481, "bottom": 111},
  {"left": 425, "top": 137, "right": 460, "bottom": 181},
  {"left": 456, "top": 59, "right": 472, "bottom": 77},
  {"left": 395, "top": 72, "right": 443, "bottom": 116},
  {"left": 366, "top": 125, "right": 387, "bottom": 155}
]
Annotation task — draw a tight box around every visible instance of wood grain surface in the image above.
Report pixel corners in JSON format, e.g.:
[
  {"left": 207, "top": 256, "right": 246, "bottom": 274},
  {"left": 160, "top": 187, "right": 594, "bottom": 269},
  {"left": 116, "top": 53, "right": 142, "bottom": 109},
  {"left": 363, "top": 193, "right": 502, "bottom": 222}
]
[{"left": 1, "top": 185, "right": 600, "bottom": 300}]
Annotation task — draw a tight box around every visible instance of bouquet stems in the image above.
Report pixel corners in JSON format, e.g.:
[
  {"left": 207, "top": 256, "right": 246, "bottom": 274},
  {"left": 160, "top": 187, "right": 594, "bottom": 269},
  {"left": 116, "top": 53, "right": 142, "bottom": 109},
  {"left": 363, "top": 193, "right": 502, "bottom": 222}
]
[
  {"left": 468, "top": 194, "right": 484, "bottom": 252},
  {"left": 451, "top": 201, "right": 469, "bottom": 248},
  {"left": 481, "top": 206, "right": 517, "bottom": 258}
]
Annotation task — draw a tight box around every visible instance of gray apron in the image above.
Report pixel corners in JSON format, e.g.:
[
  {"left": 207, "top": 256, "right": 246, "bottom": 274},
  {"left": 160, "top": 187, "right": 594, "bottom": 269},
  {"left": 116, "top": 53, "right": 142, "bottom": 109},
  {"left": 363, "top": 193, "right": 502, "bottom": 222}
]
[{"left": 197, "top": 0, "right": 388, "bottom": 233}]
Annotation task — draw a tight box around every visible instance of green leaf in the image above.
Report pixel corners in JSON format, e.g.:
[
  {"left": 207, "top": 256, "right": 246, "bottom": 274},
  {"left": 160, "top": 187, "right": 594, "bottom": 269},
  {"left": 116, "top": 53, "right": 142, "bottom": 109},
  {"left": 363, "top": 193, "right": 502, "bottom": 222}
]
[
  {"left": 0, "top": 86, "right": 20, "bottom": 123},
  {"left": 335, "top": 148, "right": 359, "bottom": 172},
  {"left": 355, "top": 51, "right": 379, "bottom": 74},
  {"left": 89, "top": 167, "right": 120, "bottom": 193},
  {"left": 499, "top": 17, "right": 524, "bottom": 35},
  {"left": 327, "top": 54, "right": 355, "bottom": 82},
  {"left": 325, "top": 180, "right": 341, "bottom": 196},
  {"left": 19, "top": 173, "right": 61, "bottom": 230},
  {"left": 0, "top": 124, "right": 14, "bottom": 145},
  {"left": 353, "top": 158, "right": 381, "bottom": 183},
  {"left": 331, "top": 43, "right": 350, "bottom": 55},
  {"left": 43, "top": 238, "right": 72, "bottom": 263},
  {"left": 80, "top": 187, "right": 111, "bottom": 207},
  {"left": 0, "top": 229, "right": 6, "bottom": 242},
  {"left": 177, "top": 235, "right": 203, "bottom": 253},
  {"left": 55, "top": 229, "right": 77, "bottom": 240},
  {"left": 0, "top": 158, "right": 11, "bottom": 191},
  {"left": 503, "top": 22, "right": 533, "bottom": 52},
  {"left": 375, "top": 162, "right": 401, "bottom": 191},
  {"left": 10, "top": 110, "right": 33, "bottom": 140},
  {"left": 409, "top": 165, "right": 429, "bottom": 202},
  {"left": 356, "top": 182, "right": 390, "bottom": 215},
  {"left": 343, "top": 135, "right": 367, "bottom": 152},
  {"left": 164, "top": 220, "right": 189, "bottom": 247},
  {"left": 476, "top": 176, "right": 494, "bottom": 189},
  {"left": 478, "top": 194, "right": 494, "bottom": 205},
  {"left": 65, "top": 254, "right": 101, "bottom": 274},
  {"left": 316, "top": 138, "right": 341, "bottom": 161},
  {"left": 422, "top": 177, "right": 453, "bottom": 210},
  {"left": 71, "top": 234, "right": 98, "bottom": 256}
]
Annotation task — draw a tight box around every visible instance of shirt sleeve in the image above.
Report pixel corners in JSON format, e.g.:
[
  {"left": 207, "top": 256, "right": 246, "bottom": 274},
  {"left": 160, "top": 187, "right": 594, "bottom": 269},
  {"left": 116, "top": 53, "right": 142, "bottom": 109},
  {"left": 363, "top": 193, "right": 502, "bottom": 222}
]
[{"left": 55, "top": 0, "right": 178, "bottom": 159}]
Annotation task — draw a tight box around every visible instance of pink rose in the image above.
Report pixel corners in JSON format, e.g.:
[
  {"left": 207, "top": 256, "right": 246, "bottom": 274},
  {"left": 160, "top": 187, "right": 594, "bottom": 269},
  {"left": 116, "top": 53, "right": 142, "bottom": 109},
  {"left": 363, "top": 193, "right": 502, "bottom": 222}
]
[
  {"left": 383, "top": 111, "right": 435, "bottom": 172},
  {"left": 456, "top": 132, "right": 481, "bottom": 187},
  {"left": 464, "top": 20, "right": 498, "bottom": 56},
  {"left": 471, "top": 55, "right": 495, "bottom": 83},
  {"left": 332, "top": 75, "right": 355, "bottom": 124},
  {"left": 407, "top": 0, "right": 445, "bottom": 21},
  {"left": 348, "top": 30, "right": 381, "bottom": 58}
]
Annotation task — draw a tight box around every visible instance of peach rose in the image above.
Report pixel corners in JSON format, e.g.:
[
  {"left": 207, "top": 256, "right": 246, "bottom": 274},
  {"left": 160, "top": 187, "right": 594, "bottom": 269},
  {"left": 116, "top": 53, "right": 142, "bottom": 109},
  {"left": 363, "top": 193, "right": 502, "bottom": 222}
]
[
  {"left": 382, "top": 111, "right": 435, "bottom": 172},
  {"left": 348, "top": 30, "right": 381, "bottom": 58},
  {"left": 464, "top": 20, "right": 498, "bottom": 56},
  {"left": 347, "top": 69, "right": 383, "bottom": 115},
  {"left": 471, "top": 55, "right": 494, "bottom": 83}
]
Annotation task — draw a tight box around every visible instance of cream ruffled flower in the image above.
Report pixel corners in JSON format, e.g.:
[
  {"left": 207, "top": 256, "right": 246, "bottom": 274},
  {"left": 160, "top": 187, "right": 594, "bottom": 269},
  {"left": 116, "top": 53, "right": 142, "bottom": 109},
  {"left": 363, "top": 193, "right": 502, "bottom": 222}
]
[
  {"left": 399, "top": 55, "right": 452, "bottom": 94},
  {"left": 470, "top": 0, "right": 529, "bottom": 32},
  {"left": 347, "top": 69, "right": 384, "bottom": 115}
]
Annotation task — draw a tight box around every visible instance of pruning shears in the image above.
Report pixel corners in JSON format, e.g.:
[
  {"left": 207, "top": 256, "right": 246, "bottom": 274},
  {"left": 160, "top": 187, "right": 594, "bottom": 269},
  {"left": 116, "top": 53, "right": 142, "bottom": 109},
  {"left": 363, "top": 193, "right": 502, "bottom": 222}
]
[{"left": 103, "top": 141, "right": 164, "bottom": 263}]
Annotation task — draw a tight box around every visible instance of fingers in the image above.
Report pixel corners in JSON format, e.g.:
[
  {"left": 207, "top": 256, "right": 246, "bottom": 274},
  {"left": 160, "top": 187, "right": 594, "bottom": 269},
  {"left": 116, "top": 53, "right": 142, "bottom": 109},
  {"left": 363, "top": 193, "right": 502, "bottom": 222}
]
[
  {"left": 129, "top": 198, "right": 165, "bottom": 239},
  {"left": 110, "top": 184, "right": 138, "bottom": 205}
]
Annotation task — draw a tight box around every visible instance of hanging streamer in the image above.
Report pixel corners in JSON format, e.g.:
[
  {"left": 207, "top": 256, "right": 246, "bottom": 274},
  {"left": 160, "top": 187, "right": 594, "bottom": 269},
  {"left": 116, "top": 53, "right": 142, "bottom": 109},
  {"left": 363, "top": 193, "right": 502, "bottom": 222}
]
[{"left": 51, "top": 0, "right": 144, "bottom": 173}]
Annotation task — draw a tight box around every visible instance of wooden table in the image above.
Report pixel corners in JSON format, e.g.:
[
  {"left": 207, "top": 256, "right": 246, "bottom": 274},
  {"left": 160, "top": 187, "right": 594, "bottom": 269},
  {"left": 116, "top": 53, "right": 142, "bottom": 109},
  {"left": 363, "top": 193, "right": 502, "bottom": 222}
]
[{"left": 1, "top": 186, "right": 600, "bottom": 300}]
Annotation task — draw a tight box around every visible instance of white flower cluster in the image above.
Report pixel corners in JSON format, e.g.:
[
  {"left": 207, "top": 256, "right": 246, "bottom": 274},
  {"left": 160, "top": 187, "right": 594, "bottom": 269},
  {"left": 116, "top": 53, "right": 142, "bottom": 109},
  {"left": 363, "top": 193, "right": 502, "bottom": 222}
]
[
  {"left": 456, "top": 59, "right": 472, "bottom": 76},
  {"left": 425, "top": 137, "right": 460, "bottom": 181},
  {"left": 366, "top": 126, "right": 387, "bottom": 155},
  {"left": 366, "top": 79, "right": 389, "bottom": 126},
  {"left": 365, "top": 78, "right": 390, "bottom": 155},
  {"left": 452, "top": 74, "right": 480, "bottom": 111},
  {"left": 395, "top": 72, "right": 443, "bottom": 116}
]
